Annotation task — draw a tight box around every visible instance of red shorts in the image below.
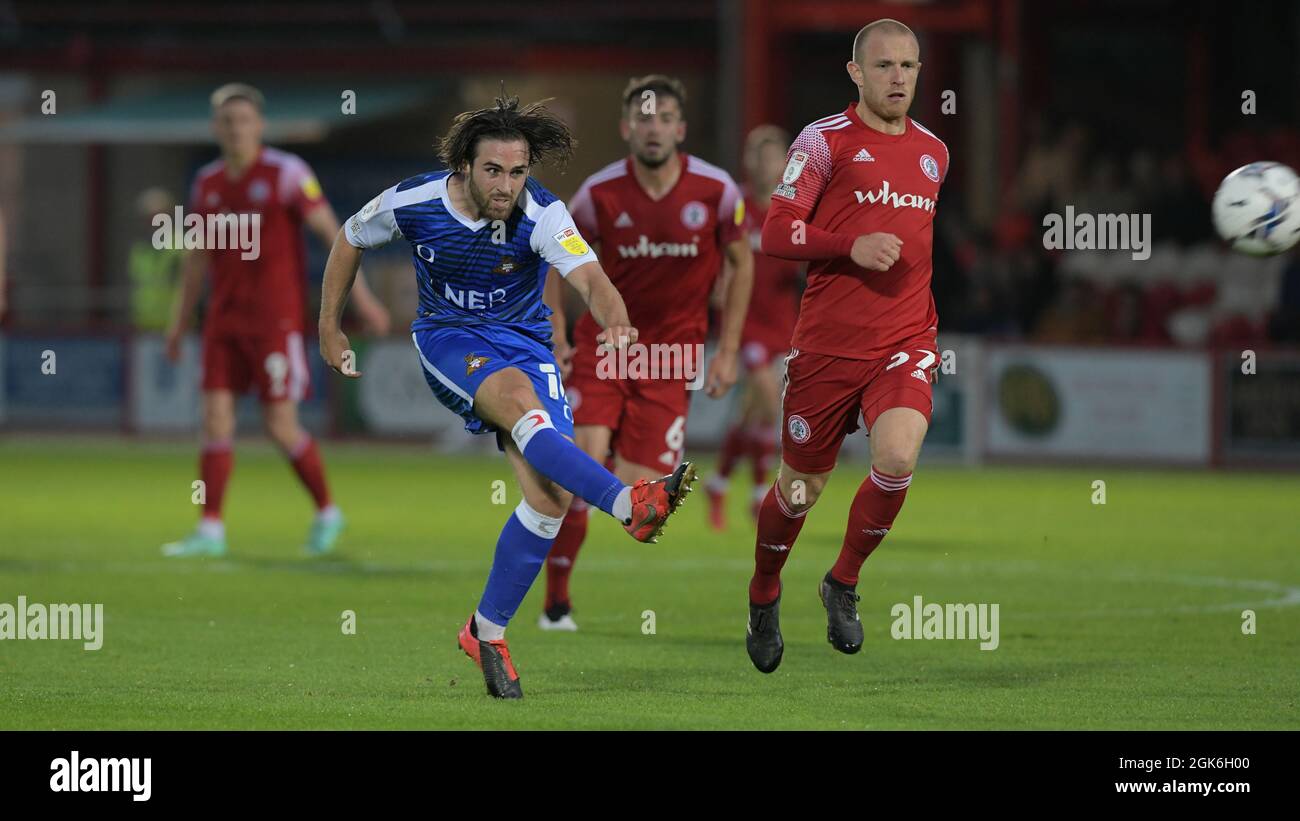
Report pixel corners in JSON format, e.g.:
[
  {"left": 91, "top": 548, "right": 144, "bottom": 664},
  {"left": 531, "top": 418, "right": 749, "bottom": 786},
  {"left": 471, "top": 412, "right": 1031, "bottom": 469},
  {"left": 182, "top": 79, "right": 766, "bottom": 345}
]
[
  {"left": 780, "top": 335, "right": 937, "bottom": 474},
  {"left": 202, "top": 329, "right": 311, "bottom": 403},
  {"left": 566, "top": 344, "right": 691, "bottom": 471}
]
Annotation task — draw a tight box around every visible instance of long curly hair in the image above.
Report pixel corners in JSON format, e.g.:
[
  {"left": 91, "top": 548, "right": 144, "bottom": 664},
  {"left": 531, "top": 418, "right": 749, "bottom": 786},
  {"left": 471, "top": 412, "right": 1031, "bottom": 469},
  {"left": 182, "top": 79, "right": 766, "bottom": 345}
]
[{"left": 437, "top": 93, "right": 576, "bottom": 171}]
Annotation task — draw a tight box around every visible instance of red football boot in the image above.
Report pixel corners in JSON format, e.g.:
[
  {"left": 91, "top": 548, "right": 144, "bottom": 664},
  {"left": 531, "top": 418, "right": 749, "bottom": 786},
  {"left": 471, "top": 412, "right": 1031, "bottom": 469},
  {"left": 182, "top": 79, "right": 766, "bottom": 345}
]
[
  {"left": 623, "top": 461, "right": 698, "bottom": 544},
  {"left": 457, "top": 615, "right": 523, "bottom": 699}
]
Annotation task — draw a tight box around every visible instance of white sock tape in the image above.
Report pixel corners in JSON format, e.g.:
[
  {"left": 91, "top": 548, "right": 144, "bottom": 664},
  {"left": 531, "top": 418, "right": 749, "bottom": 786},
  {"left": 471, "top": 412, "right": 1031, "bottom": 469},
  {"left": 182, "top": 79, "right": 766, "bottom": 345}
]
[
  {"left": 510, "top": 409, "right": 555, "bottom": 453},
  {"left": 514, "top": 499, "right": 564, "bottom": 540}
]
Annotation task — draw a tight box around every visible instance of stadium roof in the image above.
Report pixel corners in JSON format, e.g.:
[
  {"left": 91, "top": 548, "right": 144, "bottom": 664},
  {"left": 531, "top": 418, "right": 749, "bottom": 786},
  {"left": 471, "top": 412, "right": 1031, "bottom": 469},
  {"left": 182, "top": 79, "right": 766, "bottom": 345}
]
[{"left": 0, "top": 83, "right": 440, "bottom": 144}]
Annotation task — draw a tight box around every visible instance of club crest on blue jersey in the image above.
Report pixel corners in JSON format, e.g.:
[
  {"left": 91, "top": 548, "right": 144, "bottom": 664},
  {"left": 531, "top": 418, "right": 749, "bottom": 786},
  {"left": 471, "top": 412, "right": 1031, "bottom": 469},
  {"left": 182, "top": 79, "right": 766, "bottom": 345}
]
[{"left": 465, "top": 353, "right": 491, "bottom": 376}]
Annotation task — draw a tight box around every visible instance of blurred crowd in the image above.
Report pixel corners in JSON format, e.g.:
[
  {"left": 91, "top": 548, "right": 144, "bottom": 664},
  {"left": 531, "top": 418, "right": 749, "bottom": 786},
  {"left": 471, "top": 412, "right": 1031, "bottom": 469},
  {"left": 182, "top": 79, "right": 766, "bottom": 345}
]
[{"left": 935, "top": 120, "right": 1300, "bottom": 347}]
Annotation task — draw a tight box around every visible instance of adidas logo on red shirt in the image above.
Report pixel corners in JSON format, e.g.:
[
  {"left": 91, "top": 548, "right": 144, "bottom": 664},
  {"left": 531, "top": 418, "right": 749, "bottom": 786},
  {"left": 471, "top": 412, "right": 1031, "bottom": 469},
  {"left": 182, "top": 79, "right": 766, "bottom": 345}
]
[{"left": 853, "top": 148, "right": 875, "bottom": 162}]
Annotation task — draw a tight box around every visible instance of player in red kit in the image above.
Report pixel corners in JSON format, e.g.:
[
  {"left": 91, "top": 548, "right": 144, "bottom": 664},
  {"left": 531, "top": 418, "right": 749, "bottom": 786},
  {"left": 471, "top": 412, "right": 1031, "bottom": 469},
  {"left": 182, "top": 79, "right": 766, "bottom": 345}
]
[
  {"left": 706, "top": 125, "right": 803, "bottom": 530},
  {"left": 745, "top": 20, "right": 948, "bottom": 672},
  {"left": 540, "top": 75, "right": 754, "bottom": 630},
  {"left": 161, "top": 83, "right": 390, "bottom": 558}
]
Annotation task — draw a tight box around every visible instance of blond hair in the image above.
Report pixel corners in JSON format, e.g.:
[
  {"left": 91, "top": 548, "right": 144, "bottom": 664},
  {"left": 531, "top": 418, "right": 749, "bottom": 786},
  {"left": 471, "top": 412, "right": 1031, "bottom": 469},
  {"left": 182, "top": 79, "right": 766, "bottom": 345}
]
[
  {"left": 851, "top": 19, "right": 918, "bottom": 63},
  {"left": 210, "top": 83, "right": 265, "bottom": 113}
]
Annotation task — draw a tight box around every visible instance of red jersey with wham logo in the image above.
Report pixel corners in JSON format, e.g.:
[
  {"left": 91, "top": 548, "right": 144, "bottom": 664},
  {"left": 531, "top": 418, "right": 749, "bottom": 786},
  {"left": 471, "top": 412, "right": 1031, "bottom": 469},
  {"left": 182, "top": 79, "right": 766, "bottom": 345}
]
[
  {"left": 189, "top": 146, "right": 327, "bottom": 335},
  {"left": 765, "top": 104, "right": 948, "bottom": 360},
  {"left": 567, "top": 153, "right": 745, "bottom": 350}
]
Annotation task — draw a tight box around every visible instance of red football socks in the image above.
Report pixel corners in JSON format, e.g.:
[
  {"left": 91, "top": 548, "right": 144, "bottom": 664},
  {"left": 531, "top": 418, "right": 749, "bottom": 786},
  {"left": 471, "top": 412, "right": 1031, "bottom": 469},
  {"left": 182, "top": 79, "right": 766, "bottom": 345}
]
[
  {"left": 288, "top": 435, "right": 332, "bottom": 510},
  {"left": 748, "top": 482, "right": 808, "bottom": 605},
  {"left": 830, "top": 467, "right": 911, "bottom": 586},
  {"left": 545, "top": 499, "right": 588, "bottom": 609},
  {"left": 717, "top": 424, "right": 749, "bottom": 480},
  {"left": 199, "top": 439, "right": 233, "bottom": 520},
  {"left": 748, "top": 424, "right": 775, "bottom": 487}
]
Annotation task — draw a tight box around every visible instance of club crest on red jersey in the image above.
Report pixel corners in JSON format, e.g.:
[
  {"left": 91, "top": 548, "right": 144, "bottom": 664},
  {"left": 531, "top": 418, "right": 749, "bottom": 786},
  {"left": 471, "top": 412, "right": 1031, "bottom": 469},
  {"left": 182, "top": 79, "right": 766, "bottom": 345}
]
[
  {"left": 680, "top": 201, "right": 709, "bottom": 230},
  {"left": 787, "top": 414, "right": 811, "bottom": 444},
  {"left": 248, "top": 179, "right": 271, "bottom": 204},
  {"left": 920, "top": 154, "right": 941, "bottom": 183}
]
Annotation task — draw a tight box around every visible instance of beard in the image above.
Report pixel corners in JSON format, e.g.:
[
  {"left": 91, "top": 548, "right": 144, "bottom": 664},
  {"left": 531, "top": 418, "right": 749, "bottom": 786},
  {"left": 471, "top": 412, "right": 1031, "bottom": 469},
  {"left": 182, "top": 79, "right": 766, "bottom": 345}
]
[
  {"left": 634, "top": 144, "right": 675, "bottom": 169},
  {"left": 466, "top": 175, "right": 514, "bottom": 220},
  {"left": 867, "top": 90, "right": 910, "bottom": 122}
]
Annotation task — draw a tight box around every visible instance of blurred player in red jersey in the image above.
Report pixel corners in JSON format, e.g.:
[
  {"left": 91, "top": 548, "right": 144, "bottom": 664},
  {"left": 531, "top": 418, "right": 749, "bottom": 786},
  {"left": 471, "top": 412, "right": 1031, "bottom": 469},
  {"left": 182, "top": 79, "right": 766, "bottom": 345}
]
[
  {"left": 745, "top": 20, "right": 949, "bottom": 672},
  {"left": 705, "top": 125, "right": 803, "bottom": 530},
  {"left": 539, "top": 75, "right": 754, "bottom": 630},
  {"left": 161, "top": 83, "right": 390, "bottom": 558}
]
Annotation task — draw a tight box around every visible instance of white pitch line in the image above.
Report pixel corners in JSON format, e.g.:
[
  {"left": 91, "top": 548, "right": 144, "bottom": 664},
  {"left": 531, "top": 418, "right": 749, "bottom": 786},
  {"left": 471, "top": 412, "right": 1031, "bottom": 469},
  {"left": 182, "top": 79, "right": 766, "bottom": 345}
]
[{"left": 5, "top": 558, "right": 1297, "bottom": 620}]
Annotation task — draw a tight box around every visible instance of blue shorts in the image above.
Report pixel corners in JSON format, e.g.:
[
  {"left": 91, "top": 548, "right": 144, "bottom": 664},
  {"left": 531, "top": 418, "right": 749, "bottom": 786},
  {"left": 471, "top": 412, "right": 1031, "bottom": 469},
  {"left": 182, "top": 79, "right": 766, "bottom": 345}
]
[{"left": 411, "top": 324, "right": 575, "bottom": 439}]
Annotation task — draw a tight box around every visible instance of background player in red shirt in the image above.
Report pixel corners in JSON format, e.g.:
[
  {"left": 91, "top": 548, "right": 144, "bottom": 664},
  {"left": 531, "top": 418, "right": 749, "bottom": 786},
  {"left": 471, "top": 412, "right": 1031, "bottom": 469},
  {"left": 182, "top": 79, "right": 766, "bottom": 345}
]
[
  {"left": 161, "top": 83, "right": 390, "bottom": 558},
  {"left": 745, "top": 19, "right": 949, "bottom": 672},
  {"left": 540, "top": 75, "right": 754, "bottom": 630},
  {"left": 706, "top": 124, "right": 803, "bottom": 530}
]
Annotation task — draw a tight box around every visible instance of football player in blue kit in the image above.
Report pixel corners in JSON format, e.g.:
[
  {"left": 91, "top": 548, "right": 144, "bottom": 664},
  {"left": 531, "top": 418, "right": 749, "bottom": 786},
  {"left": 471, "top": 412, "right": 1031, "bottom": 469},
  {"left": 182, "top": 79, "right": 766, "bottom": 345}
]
[{"left": 317, "top": 95, "right": 697, "bottom": 699}]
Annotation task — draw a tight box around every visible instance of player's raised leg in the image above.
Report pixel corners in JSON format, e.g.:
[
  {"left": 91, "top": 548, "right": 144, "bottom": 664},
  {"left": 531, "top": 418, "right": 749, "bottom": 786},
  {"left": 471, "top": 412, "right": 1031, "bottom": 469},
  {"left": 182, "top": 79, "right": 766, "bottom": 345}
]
[
  {"left": 163, "top": 389, "right": 235, "bottom": 557},
  {"left": 543, "top": 449, "right": 680, "bottom": 630},
  {"left": 539, "top": 423, "right": 613, "bottom": 631},
  {"left": 458, "top": 434, "right": 573, "bottom": 699},
  {"left": 820, "top": 405, "right": 927, "bottom": 653},
  {"left": 472, "top": 367, "right": 696, "bottom": 545},
  {"left": 545, "top": 373, "right": 700, "bottom": 630},
  {"left": 262, "top": 398, "right": 343, "bottom": 555}
]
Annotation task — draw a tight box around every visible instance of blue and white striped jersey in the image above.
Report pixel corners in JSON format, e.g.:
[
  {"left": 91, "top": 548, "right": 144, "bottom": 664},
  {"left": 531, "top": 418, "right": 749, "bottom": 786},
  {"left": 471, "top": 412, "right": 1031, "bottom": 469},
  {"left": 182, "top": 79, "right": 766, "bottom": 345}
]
[{"left": 345, "top": 171, "right": 597, "bottom": 343}]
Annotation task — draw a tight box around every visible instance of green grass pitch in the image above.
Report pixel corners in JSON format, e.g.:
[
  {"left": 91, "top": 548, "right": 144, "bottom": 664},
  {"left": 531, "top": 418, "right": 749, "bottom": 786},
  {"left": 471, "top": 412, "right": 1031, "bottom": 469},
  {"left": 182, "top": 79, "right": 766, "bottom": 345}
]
[{"left": 1, "top": 437, "right": 1296, "bottom": 729}]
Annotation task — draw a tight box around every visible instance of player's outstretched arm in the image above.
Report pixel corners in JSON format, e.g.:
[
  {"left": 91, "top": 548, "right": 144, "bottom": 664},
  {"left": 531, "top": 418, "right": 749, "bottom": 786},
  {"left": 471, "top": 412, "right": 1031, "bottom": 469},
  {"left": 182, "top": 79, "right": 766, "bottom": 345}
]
[
  {"left": 705, "top": 237, "right": 754, "bottom": 398},
  {"left": 318, "top": 228, "right": 364, "bottom": 377},
  {"left": 163, "top": 248, "right": 207, "bottom": 363},
  {"left": 305, "top": 204, "right": 391, "bottom": 335},
  {"left": 564, "top": 261, "right": 637, "bottom": 351}
]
